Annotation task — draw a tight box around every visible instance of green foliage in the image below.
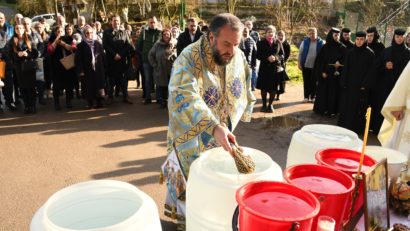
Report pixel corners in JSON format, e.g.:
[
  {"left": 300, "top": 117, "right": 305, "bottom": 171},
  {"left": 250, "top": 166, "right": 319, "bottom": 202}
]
[{"left": 287, "top": 45, "right": 302, "bottom": 82}]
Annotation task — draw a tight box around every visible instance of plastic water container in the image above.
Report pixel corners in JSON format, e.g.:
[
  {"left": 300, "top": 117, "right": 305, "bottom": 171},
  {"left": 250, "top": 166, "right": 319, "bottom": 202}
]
[
  {"left": 365, "top": 145, "right": 408, "bottom": 180},
  {"left": 286, "top": 124, "right": 363, "bottom": 167},
  {"left": 30, "top": 180, "right": 162, "bottom": 231},
  {"left": 186, "top": 147, "right": 283, "bottom": 231},
  {"left": 316, "top": 148, "right": 377, "bottom": 222},
  {"left": 235, "top": 181, "right": 320, "bottom": 231},
  {"left": 284, "top": 164, "right": 355, "bottom": 231}
]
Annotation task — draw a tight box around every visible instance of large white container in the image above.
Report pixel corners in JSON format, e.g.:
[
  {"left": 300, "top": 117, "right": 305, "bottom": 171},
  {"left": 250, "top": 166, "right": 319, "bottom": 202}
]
[
  {"left": 186, "top": 147, "right": 282, "bottom": 231},
  {"left": 286, "top": 124, "right": 363, "bottom": 167},
  {"left": 30, "top": 180, "right": 162, "bottom": 231},
  {"left": 365, "top": 145, "right": 408, "bottom": 180}
]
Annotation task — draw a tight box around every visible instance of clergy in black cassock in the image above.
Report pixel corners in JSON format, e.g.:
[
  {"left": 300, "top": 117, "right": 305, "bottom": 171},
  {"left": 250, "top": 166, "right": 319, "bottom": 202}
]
[
  {"left": 313, "top": 28, "right": 347, "bottom": 116},
  {"left": 338, "top": 31, "right": 376, "bottom": 134},
  {"left": 371, "top": 28, "right": 410, "bottom": 133},
  {"left": 366, "top": 27, "right": 385, "bottom": 59},
  {"left": 340, "top": 28, "right": 354, "bottom": 50}
]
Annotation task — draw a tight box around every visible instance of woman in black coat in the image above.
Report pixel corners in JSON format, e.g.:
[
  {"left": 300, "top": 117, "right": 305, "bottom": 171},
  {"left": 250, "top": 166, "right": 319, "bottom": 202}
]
[
  {"left": 47, "top": 24, "right": 76, "bottom": 110},
  {"left": 256, "top": 25, "right": 283, "bottom": 113},
  {"left": 9, "top": 24, "right": 39, "bottom": 113},
  {"left": 276, "top": 30, "right": 291, "bottom": 100},
  {"left": 75, "top": 25, "right": 106, "bottom": 109},
  {"left": 313, "top": 28, "right": 346, "bottom": 116}
]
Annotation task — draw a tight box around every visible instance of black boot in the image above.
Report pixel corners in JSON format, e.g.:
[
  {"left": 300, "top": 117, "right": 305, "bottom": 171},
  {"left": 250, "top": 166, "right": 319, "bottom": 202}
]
[
  {"left": 66, "top": 98, "right": 72, "bottom": 109},
  {"left": 54, "top": 98, "right": 61, "bottom": 111},
  {"left": 24, "top": 105, "right": 30, "bottom": 114},
  {"left": 96, "top": 98, "right": 103, "bottom": 108},
  {"left": 266, "top": 104, "right": 274, "bottom": 113},
  {"left": 260, "top": 97, "right": 267, "bottom": 112}
]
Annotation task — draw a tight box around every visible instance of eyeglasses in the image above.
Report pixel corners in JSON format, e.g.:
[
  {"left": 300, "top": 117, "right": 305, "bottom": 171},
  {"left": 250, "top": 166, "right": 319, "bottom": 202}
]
[{"left": 85, "top": 31, "right": 93, "bottom": 35}]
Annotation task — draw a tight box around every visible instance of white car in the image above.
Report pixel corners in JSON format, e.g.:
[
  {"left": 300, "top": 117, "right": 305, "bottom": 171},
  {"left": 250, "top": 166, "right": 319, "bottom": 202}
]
[{"left": 31, "top": 13, "right": 56, "bottom": 26}]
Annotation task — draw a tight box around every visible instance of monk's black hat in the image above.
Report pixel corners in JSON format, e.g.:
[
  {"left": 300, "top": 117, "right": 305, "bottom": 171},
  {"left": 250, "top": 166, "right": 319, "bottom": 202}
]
[
  {"left": 394, "top": 28, "right": 406, "bottom": 36},
  {"left": 341, "top": 28, "right": 351, "bottom": 33},
  {"left": 355, "top": 31, "right": 366, "bottom": 38},
  {"left": 330, "top": 27, "right": 341, "bottom": 33},
  {"left": 366, "top": 26, "right": 377, "bottom": 34}
]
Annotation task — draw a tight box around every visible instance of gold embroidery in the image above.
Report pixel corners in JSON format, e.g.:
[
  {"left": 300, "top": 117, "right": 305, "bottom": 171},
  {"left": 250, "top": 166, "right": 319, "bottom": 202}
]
[
  {"left": 174, "top": 119, "right": 213, "bottom": 147},
  {"left": 403, "top": 131, "right": 410, "bottom": 144}
]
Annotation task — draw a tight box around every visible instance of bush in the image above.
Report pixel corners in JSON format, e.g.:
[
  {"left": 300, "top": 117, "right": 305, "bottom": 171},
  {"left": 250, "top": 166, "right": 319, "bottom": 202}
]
[{"left": 287, "top": 45, "right": 302, "bottom": 82}]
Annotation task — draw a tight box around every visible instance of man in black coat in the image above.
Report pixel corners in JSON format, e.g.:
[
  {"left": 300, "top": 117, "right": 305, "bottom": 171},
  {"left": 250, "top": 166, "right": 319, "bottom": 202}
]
[
  {"left": 371, "top": 28, "right": 410, "bottom": 133},
  {"left": 103, "top": 15, "right": 134, "bottom": 104},
  {"left": 338, "top": 31, "right": 375, "bottom": 133},
  {"left": 176, "top": 18, "right": 203, "bottom": 56}
]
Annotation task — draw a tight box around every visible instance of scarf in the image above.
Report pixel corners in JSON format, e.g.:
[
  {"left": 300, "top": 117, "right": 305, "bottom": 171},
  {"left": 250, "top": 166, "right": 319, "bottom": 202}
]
[
  {"left": 266, "top": 37, "right": 274, "bottom": 47},
  {"left": 84, "top": 25, "right": 96, "bottom": 70}
]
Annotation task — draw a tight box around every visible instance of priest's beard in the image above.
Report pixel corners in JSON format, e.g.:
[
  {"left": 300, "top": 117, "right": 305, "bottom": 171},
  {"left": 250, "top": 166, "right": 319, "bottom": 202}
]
[{"left": 211, "top": 43, "right": 233, "bottom": 66}]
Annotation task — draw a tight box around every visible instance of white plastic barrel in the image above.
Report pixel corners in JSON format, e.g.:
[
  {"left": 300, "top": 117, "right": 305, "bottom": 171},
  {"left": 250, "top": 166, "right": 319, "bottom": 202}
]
[
  {"left": 365, "top": 145, "right": 408, "bottom": 180},
  {"left": 286, "top": 124, "right": 363, "bottom": 167},
  {"left": 186, "top": 147, "right": 282, "bottom": 231},
  {"left": 30, "top": 180, "right": 162, "bottom": 231}
]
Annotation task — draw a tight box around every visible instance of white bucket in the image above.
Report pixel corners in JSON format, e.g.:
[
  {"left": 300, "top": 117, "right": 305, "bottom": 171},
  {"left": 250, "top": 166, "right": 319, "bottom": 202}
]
[
  {"left": 30, "top": 180, "right": 162, "bottom": 231},
  {"left": 286, "top": 124, "right": 363, "bottom": 167},
  {"left": 186, "top": 147, "right": 282, "bottom": 231},
  {"left": 365, "top": 145, "right": 408, "bottom": 180}
]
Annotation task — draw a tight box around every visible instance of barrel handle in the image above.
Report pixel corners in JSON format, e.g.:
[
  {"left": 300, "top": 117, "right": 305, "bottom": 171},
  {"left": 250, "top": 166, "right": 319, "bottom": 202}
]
[
  {"left": 232, "top": 206, "right": 239, "bottom": 231},
  {"left": 232, "top": 206, "right": 300, "bottom": 231},
  {"left": 289, "top": 222, "right": 300, "bottom": 231}
]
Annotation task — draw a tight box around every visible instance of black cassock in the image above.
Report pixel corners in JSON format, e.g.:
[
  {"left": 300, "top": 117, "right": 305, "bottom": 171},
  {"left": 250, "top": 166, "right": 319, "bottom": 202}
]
[
  {"left": 371, "top": 42, "right": 410, "bottom": 133},
  {"left": 313, "top": 38, "right": 346, "bottom": 115},
  {"left": 338, "top": 45, "right": 375, "bottom": 134}
]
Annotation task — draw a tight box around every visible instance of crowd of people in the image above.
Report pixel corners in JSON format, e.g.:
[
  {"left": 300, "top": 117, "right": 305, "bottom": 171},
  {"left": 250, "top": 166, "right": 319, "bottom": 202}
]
[
  {"left": 296, "top": 26, "right": 410, "bottom": 134},
  {"left": 0, "top": 11, "right": 409, "bottom": 138},
  {"left": 0, "top": 12, "right": 207, "bottom": 113}
]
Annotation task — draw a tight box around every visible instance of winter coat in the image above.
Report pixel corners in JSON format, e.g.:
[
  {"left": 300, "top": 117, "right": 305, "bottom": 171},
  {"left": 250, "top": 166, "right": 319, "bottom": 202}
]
[
  {"left": 75, "top": 40, "right": 106, "bottom": 100},
  {"left": 176, "top": 28, "right": 203, "bottom": 56},
  {"left": 148, "top": 39, "right": 177, "bottom": 87}
]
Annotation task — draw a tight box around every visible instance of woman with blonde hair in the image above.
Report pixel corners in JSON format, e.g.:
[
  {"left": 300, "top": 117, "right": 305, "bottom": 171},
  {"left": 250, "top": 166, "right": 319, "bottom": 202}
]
[
  {"left": 148, "top": 28, "right": 177, "bottom": 108},
  {"left": 256, "top": 25, "right": 283, "bottom": 112},
  {"left": 9, "top": 24, "right": 38, "bottom": 113}
]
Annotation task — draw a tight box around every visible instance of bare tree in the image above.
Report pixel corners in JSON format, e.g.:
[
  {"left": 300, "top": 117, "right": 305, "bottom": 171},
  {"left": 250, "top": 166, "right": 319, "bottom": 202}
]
[{"left": 226, "top": 0, "right": 239, "bottom": 15}]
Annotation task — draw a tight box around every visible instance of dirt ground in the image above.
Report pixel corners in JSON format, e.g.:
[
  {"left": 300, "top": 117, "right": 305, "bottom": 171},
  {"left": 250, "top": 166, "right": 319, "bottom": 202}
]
[{"left": 0, "top": 82, "right": 380, "bottom": 231}]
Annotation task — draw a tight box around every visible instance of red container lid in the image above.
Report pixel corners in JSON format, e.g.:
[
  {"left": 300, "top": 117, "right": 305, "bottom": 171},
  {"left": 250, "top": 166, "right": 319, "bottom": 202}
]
[
  {"left": 236, "top": 181, "right": 320, "bottom": 221},
  {"left": 284, "top": 164, "right": 355, "bottom": 195},
  {"left": 315, "top": 148, "right": 377, "bottom": 174}
]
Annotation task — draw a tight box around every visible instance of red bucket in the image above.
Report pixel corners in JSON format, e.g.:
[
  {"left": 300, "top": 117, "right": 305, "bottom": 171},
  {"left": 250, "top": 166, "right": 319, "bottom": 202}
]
[
  {"left": 284, "top": 164, "right": 355, "bottom": 231},
  {"left": 235, "top": 181, "right": 320, "bottom": 231},
  {"left": 315, "top": 148, "right": 377, "bottom": 221}
]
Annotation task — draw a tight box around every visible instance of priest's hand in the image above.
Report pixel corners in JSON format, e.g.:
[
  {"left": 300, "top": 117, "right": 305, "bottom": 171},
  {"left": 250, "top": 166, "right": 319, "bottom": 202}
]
[
  {"left": 386, "top": 61, "right": 394, "bottom": 70},
  {"left": 322, "top": 72, "right": 328, "bottom": 78},
  {"left": 391, "top": 110, "right": 404, "bottom": 121},
  {"left": 213, "top": 124, "right": 235, "bottom": 154}
]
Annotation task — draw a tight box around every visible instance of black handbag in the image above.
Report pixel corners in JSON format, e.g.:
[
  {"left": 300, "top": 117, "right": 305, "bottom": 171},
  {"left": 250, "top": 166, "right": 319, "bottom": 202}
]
[{"left": 21, "top": 59, "right": 37, "bottom": 72}]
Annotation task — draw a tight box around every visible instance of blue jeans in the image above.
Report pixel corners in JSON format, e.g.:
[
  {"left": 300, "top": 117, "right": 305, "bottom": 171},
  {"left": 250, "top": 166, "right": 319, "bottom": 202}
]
[
  {"left": 251, "top": 69, "right": 257, "bottom": 90},
  {"left": 143, "top": 62, "right": 154, "bottom": 101}
]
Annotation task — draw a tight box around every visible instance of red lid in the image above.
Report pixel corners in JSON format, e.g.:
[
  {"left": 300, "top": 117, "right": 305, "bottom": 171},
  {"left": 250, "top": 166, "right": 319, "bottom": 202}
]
[
  {"left": 236, "top": 181, "right": 320, "bottom": 221},
  {"left": 284, "top": 164, "right": 355, "bottom": 195},
  {"left": 315, "top": 148, "right": 377, "bottom": 174}
]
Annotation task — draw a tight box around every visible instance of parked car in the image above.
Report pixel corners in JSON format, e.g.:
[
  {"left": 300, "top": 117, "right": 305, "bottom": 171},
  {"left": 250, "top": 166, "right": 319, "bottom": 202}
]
[{"left": 31, "top": 13, "right": 56, "bottom": 26}]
